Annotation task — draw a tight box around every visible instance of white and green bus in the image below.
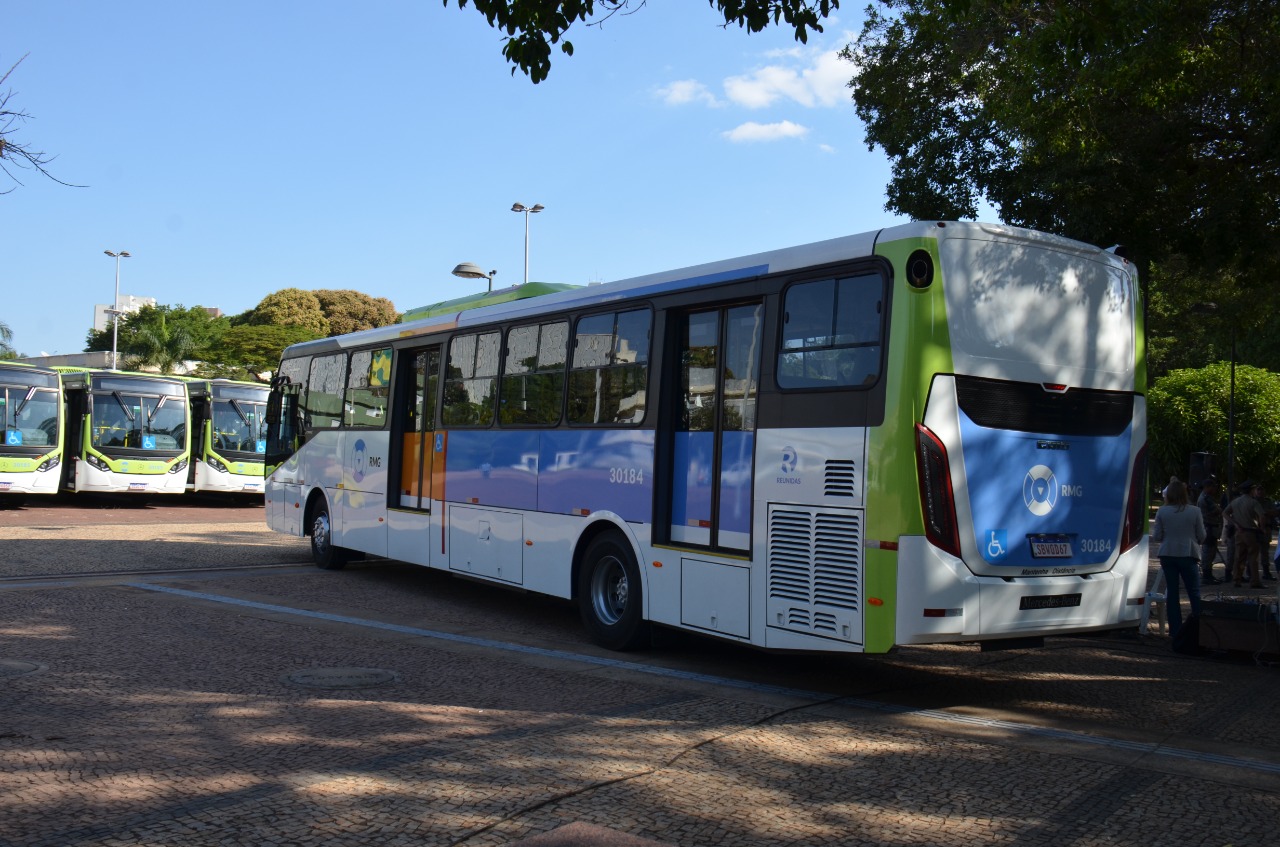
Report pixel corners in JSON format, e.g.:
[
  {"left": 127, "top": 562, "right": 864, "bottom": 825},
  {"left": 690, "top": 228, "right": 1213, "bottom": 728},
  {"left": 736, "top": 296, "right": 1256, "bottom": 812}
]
[
  {"left": 265, "top": 221, "right": 1148, "bottom": 654},
  {"left": 0, "top": 361, "right": 65, "bottom": 505},
  {"left": 186, "top": 378, "right": 268, "bottom": 495},
  {"left": 58, "top": 369, "right": 191, "bottom": 496}
]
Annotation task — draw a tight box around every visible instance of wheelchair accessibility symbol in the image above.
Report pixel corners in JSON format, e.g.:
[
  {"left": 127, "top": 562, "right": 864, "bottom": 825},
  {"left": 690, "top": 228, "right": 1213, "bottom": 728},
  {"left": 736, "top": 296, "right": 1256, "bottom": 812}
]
[
  {"left": 5, "top": 430, "right": 22, "bottom": 446},
  {"left": 984, "top": 529, "right": 1009, "bottom": 562}
]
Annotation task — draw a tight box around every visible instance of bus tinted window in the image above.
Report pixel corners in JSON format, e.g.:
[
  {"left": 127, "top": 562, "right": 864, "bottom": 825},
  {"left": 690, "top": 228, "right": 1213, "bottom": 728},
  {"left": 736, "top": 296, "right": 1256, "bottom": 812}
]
[
  {"left": 345, "top": 348, "right": 392, "bottom": 428},
  {"left": 778, "top": 273, "right": 883, "bottom": 389},
  {"left": 568, "top": 308, "right": 651, "bottom": 425},
  {"left": 443, "top": 331, "right": 500, "bottom": 426},
  {"left": 500, "top": 321, "right": 567, "bottom": 426},
  {"left": 307, "top": 353, "right": 347, "bottom": 429}
]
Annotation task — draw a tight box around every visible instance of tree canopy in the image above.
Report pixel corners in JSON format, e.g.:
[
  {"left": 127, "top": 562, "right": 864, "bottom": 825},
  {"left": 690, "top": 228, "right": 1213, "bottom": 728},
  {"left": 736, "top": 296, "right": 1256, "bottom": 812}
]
[
  {"left": 449, "top": 0, "right": 840, "bottom": 82},
  {"left": 312, "top": 289, "right": 399, "bottom": 336},
  {"left": 245, "top": 288, "right": 331, "bottom": 337},
  {"left": 848, "top": 1, "right": 1279, "bottom": 322},
  {"left": 194, "top": 324, "right": 322, "bottom": 382},
  {"left": 85, "top": 304, "right": 228, "bottom": 365}
]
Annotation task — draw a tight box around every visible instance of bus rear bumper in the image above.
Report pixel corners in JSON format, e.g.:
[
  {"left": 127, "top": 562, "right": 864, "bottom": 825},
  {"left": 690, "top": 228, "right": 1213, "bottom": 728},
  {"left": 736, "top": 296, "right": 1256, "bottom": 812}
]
[{"left": 895, "top": 536, "right": 1148, "bottom": 646}]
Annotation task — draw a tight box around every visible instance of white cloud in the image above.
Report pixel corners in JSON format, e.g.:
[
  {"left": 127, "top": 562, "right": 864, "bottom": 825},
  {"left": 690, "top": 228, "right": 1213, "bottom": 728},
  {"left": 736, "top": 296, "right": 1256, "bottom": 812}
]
[
  {"left": 721, "top": 121, "right": 810, "bottom": 143},
  {"left": 724, "top": 48, "right": 851, "bottom": 109},
  {"left": 655, "top": 79, "right": 721, "bottom": 107}
]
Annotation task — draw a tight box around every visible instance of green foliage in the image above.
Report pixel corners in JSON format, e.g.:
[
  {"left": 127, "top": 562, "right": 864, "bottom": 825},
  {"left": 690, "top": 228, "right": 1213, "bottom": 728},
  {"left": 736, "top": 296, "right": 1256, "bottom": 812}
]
[
  {"left": 0, "top": 318, "right": 14, "bottom": 358},
  {"left": 312, "top": 289, "right": 399, "bottom": 336},
  {"left": 247, "top": 288, "right": 331, "bottom": 336},
  {"left": 447, "top": 0, "right": 839, "bottom": 82},
  {"left": 194, "top": 324, "right": 322, "bottom": 381},
  {"left": 1148, "top": 363, "right": 1280, "bottom": 493},
  {"left": 848, "top": 0, "right": 1280, "bottom": 298},
  {"left": 84, "top": 304, "right": 228, "bottom": 362}
]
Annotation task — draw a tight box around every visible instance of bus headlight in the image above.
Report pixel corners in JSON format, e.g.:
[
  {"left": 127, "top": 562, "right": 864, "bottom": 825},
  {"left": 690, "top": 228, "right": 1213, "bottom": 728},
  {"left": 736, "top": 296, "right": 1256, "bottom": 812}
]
[
  {"left": 168, "top": 459, "right": 189, "bottom": 474},
  {"left": 36, "top": 456, "right": 61, "bottom": 473},
  {"left": 86, "top": 453, "right": 109, "bottom": 471},
  {"left": 206, "top": 455, "right": 227, "bottom": 473}
]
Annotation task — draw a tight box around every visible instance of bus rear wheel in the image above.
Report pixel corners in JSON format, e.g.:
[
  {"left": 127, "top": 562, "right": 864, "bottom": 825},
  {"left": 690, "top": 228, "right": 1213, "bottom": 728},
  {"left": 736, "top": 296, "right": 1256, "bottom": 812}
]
[
  {"left": 309, "top": 501, "right": 350, "bottom": 570},
  {"left": 577, "top": 532, "right": 649, "bottom": 651}
]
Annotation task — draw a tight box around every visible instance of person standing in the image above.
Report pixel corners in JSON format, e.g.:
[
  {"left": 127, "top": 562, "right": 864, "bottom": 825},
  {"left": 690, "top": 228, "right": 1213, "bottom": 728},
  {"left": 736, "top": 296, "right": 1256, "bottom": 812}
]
[
  {"left": 1196, "top": 476, "right": 1224, "bottom": 584},
  {"left": 1227, "top": 481, "right": 1268, "bottom": 588},
  {"left": 1151, "top": 478, "right": 1206, "bottom": 645}
]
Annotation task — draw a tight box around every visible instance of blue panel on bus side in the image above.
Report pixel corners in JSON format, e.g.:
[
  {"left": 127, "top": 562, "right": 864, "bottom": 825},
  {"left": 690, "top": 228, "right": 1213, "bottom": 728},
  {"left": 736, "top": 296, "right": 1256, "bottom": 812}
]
[
  {"left": 538, "top": 430, "right": 654, "bottom": 523},
  {"left": 444, "top": 430, "right": 539, "bottom": 510},
  {"left": 959, "top": 412, "right": 1132, "bottom": 568},
  {"left": 672, "top": 431, "right": 715, "bottom": 530},
  {"left": 718, "top": 431, "right": 755, "bottom": 536}
]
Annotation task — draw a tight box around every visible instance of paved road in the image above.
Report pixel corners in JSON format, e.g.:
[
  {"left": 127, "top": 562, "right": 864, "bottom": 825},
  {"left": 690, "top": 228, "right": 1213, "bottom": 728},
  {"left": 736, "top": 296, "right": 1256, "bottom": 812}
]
[{"left": 1, "top": 500, "right": 1278, "bottom": 846}]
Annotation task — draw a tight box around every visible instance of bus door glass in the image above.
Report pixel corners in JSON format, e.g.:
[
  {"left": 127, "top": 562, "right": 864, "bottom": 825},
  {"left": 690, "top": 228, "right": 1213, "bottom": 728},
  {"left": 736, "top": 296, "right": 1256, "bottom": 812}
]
[
  {"left": 668, "top": 302, "right": 764, "bottom": 551},
  {"left": 396, "top": 346, "right": 440, "bottom": 509}
]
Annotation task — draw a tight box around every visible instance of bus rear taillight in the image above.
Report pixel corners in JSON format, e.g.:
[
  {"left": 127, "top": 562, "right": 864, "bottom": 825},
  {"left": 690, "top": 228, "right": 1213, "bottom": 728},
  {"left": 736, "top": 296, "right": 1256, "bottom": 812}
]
[
  {"left": 916, "top": 423, "right": 960, "bottom": 558},
  {"left": 1120, "top": 444, "right": 1148, "bottom": 553}
]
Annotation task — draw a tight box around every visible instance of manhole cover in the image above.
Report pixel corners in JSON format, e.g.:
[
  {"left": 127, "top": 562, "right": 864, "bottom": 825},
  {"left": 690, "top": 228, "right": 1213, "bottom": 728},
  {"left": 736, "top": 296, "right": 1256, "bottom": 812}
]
[
  {"left": 284, "top": 667, "right": 399, "bottom": 689},
  {"left": 0, "top": 660, "right": 46, "bottom": 679}
]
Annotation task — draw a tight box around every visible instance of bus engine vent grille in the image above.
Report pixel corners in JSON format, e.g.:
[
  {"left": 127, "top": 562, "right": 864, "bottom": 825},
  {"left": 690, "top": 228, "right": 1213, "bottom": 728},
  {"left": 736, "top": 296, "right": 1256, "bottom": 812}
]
[
  {"left": 766, "top": 505, "right": 863, "bottom": 643},
  {"left": 824, "top": 460, "right": 857, "bottom": 497}
]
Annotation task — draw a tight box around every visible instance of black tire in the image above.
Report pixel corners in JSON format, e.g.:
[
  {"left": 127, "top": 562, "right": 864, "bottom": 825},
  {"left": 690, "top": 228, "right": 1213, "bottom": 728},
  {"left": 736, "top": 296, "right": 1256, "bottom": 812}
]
[
  {"left": 309, "top": 500, "right": 350, "bottom": 570},
  {"left": 577, "top": 532, "right": 649, "bottom": 651}
]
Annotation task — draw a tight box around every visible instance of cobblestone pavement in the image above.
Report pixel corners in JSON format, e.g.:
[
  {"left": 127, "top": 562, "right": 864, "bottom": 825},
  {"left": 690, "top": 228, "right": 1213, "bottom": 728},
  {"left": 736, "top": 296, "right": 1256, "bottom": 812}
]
[{"left": 1, "top": 507, "right": 1278, "bottom": 847}]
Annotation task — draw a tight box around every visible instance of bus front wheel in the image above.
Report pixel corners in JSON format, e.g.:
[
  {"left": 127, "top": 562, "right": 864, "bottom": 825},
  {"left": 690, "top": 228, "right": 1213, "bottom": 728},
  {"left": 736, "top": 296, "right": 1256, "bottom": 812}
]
[
  {"left": 577, "top": 532, "right": 649, "bottom": 651},
  {"left": 309, "top": 501, "right": 350, "bottom": 570}
]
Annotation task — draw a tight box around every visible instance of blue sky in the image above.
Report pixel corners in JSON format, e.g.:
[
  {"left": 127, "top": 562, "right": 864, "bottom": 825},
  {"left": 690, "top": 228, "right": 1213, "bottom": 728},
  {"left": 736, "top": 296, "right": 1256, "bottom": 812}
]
[{"left": 4, "top": 1, "right": 912, "bottom": 357}]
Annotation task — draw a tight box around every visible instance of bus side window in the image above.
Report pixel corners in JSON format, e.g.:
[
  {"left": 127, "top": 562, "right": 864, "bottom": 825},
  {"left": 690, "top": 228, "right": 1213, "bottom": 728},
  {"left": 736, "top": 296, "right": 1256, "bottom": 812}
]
[
  {"left": 567, "top": 308, "right": 651, "bottom": 425},
  {"left": 443, "top": 332, "right": 500, "bottom": 427},
  {"left": 500, "top": 321, "right": 567, "bottom": 426},
  {"left": 306, "top": 353, "right": 347, "bottom": 429},
  {"left": 345, "top": 348, "right": 392, "bottom": 428},
  {"left": 778, "top": 273, "right": 883, "bottom": 389}
]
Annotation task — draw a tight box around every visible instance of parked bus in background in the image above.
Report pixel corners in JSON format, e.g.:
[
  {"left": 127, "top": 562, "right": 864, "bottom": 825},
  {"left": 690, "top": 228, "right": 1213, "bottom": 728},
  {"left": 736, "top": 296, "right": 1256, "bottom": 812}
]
[
  {"left": 0, "top": 361, "right": 64, "bottom": 505},
  {"left": 57, "top": 368, "right": 191, "bottom": 496},
  {"left": 186, "top": 378, "right": 268, "bottom": 496},
  {"left": 264, "top": 221, "right": 1148, "bottom": 654}
]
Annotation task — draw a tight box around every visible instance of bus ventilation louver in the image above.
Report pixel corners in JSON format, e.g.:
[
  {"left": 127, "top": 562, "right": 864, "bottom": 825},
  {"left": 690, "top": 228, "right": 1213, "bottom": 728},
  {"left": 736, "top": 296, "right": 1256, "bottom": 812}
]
[
  {"left": 824, "top": 460, "right": 857, "bottom": 497},
  {"left": 766, "top": 505, "right": 862, "bottom": 642}
]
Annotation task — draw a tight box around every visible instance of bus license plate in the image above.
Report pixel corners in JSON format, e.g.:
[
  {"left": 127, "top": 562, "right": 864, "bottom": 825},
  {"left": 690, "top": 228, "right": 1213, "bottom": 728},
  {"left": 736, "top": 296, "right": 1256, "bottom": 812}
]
[
  {"left": 128, "top": 483, "right": 147, "bottom": 491},
  {"left": 1020, "top": 593, "right": 1082, "bottom": 611},
  {"left": 1030, "top": 535, "right": 1073, "bottom": 558}
]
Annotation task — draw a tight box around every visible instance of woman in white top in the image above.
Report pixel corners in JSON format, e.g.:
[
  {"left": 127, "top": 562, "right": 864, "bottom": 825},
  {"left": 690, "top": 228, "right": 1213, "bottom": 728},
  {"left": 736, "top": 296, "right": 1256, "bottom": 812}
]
[{"left": 1151, "top": 477, "right": 1206, "bottom": 645}]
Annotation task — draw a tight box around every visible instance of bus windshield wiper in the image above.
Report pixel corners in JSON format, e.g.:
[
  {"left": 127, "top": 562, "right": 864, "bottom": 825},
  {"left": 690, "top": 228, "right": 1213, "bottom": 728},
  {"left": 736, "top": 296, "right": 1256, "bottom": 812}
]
[
  {"left": 228, "top": 399, "right": 252, "bottom": 428},
  {"left": 112, "top": 391, "right": 136, "bottom": 422},
  {"left": 146, "top": 396, "right": 168, "bottom": 428},
  {"left": 15, "top": 387, "right": 37, "bottom": 418}
]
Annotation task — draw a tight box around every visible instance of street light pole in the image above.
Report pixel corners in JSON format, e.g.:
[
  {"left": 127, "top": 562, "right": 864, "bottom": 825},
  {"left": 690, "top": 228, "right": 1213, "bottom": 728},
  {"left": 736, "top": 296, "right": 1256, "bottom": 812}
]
[
  {"left": 104, "top": 250, "right": 132, "bottom": 370},
  {"left": 510, "top": 203, "right": 544, "bottom": 285}
]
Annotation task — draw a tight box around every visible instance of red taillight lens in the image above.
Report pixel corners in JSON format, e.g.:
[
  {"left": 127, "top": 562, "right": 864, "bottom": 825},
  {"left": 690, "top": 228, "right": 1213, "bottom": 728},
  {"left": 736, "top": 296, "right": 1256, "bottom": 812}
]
[
  {"left": 916, "top": 423, "right": 961, "bottom": 557},
  {"left": 1120, "top": 443, "right": 1148, "bottom": 553}
]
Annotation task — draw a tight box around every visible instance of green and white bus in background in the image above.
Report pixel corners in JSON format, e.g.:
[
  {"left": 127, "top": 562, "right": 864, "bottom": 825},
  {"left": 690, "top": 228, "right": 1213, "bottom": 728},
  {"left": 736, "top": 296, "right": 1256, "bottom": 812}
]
[
  {"left": 186, "top": 378, "right": 268, "bottom": 496},
  {"left": 58, "top": 368, "right": 191, "bottom": 496},
  {"left": 265, "top": 221, "right": 1148, "bottom": 654},
  {"left": 0, "top": 361, "right": 65, "bottom": 504}
]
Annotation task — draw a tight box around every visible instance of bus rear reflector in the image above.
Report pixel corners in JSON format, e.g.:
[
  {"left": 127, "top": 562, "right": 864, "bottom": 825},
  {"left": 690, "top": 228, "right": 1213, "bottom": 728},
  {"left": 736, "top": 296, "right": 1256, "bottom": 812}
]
[
  {"left": 916, "top": 423, "right": 961, "bottom": 558},
  {"left": 1120, "top": 444, "right": 1148, "bottom": 553}
]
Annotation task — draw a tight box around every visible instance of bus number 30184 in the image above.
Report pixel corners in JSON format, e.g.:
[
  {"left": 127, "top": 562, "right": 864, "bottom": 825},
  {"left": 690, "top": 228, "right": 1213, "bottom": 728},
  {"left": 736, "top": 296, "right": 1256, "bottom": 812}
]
[{"left": 608, "top": 467, "right": 644, "bottom": 485}]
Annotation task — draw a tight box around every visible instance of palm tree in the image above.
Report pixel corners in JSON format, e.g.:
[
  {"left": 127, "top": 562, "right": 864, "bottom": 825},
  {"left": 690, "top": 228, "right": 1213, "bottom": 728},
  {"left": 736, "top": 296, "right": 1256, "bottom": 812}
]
[
  {"left": 0, "top": 319, "right": 16, "bottom": 359},
  {"left": 123, "top": 314, "right": 197, "bottom": 374}
]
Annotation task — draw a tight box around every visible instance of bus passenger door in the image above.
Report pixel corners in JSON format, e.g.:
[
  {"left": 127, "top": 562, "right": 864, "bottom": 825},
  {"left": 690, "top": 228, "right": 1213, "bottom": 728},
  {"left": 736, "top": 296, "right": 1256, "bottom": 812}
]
[
  {"left": 394, "top": 346, "right": 440, "bottom": 510},
  {"left": 665, "top": 303, "right": 764, "bottom": 552}
]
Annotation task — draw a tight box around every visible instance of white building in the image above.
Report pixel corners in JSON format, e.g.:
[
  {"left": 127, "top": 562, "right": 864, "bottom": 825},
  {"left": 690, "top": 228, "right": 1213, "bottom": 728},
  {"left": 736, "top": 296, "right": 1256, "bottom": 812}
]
[{"left": 92, "top": 294, "right": 157, "bottom": 332}]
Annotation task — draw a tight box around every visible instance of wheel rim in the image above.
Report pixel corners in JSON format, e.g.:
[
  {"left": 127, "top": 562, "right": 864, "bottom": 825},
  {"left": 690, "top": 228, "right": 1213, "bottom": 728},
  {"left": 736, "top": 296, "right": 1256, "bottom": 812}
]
[
  {"left": 589, "top": 554, "right": 628, "bottom": 625},
  {"left": 312, "top": 512, "right": 331, "bottom": 558}
]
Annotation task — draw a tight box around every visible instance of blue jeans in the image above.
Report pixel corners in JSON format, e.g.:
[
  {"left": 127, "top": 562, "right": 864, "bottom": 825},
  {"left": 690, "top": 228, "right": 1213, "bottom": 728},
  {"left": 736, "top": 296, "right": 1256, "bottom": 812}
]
[{"left": 1159, "top": 555, "right": 1202, "bottom": 640}]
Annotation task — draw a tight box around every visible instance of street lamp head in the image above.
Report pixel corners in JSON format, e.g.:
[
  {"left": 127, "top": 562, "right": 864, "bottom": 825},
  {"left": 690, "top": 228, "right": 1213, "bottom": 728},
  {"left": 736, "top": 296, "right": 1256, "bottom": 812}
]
[
  {"left": 511, "top": 203, "right": 544, "bottom": 214},
  {"left": 104, "top": 250, "right": 132, "bottom": 258},
  {"left": 529, "top": 203, "right": 544, "bottom": 213},
  {"left": 451, "top": 262, "right": 489, "bottom": 280}
]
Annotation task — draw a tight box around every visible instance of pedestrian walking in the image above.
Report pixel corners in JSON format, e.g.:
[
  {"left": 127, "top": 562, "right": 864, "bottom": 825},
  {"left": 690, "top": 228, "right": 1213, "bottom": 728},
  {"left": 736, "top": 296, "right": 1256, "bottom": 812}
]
[
  {"left": 1226, "top": 480, "right": 1268, "bottom": 588},
  {"left": 1196, "top": 476, "right": 1224, "bottom": 584},
  {"left": 1151, "top": 478, "right": 1206, "bottom": 646}
]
